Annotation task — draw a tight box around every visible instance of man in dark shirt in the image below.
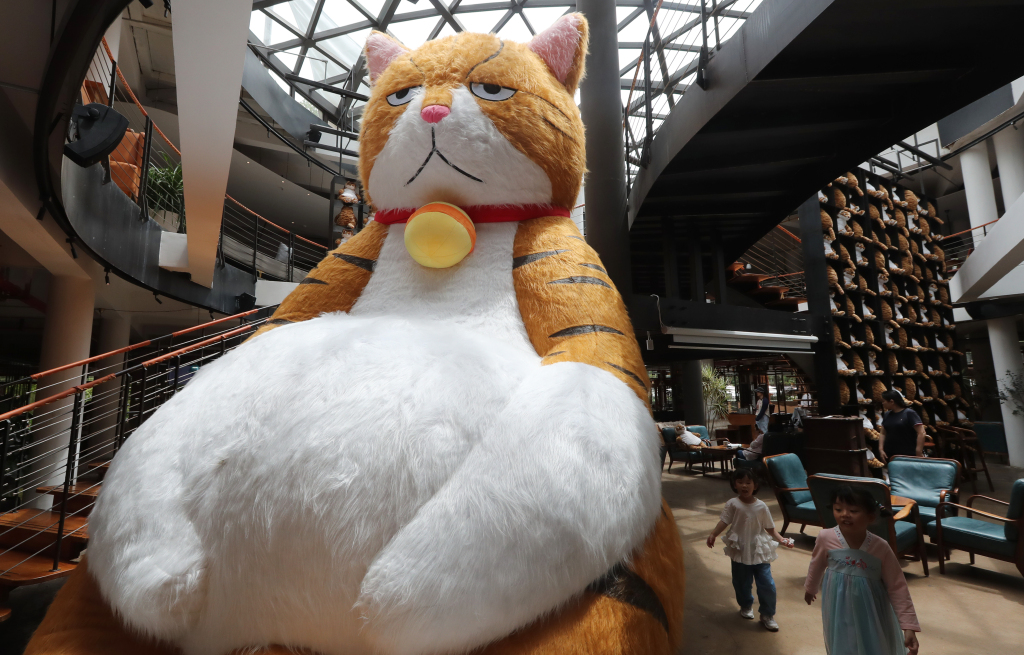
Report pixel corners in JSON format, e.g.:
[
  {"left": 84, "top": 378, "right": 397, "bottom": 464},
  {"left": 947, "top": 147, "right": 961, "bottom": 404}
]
[{"left": 879, "top": 390, "right": 925, "bottom": 460}]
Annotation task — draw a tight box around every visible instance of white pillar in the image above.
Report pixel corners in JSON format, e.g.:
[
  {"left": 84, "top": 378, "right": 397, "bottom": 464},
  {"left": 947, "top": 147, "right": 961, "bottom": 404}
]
[
  {"left": 83, "top": 311, "right": 131, "bottom": 465},
  {"left": 960, "top": 143, "right": 1000, "bottom": 228},
  {"left": 988, "top": 316, "right": 1024, "bottom": 467},
  {"left": 28, "top": 276, "right": 95, "bottom": 508},
  {"left": 172, "top": 0, "right": 252, "bottom": 287},
  {"left": 960, "top": 141, "right": 1024, "bottom": 461},
  {"left": 993, "top": 127, "right": 1024, "bottom": 210}
]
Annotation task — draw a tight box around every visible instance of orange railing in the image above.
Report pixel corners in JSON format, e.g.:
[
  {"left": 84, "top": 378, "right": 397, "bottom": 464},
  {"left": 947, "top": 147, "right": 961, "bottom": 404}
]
[
  {"left": 0, "top": 306, "right": 276, "bottom": 582},
  {"left": 87, "top": 39, "right": 328, "bottom": 280}
]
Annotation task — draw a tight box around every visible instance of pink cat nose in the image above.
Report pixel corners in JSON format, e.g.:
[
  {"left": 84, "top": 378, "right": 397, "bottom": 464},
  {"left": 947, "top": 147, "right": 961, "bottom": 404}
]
[{"left": 421, "top": 104, "right": 450, "bottom": 123}]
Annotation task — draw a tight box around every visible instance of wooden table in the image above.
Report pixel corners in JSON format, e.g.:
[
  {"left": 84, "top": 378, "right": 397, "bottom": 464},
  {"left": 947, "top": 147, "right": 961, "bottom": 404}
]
[{"left": 701, "top": 444, "right": 745, "bottom": 477}]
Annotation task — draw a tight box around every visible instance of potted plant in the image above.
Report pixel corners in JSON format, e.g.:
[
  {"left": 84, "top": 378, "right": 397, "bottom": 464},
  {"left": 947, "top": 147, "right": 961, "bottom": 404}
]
[
  {"left": 147, "top": 152, "right": 185, "bottom": 233},
  {"left": 701, "top": 364, "right": 730, "bottom": 434}
]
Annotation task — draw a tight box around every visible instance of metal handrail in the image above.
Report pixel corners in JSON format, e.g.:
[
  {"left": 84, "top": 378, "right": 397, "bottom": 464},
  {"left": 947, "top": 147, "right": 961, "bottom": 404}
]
[{"left": 95, "top": 38, "right": 328, "bottom": 275}]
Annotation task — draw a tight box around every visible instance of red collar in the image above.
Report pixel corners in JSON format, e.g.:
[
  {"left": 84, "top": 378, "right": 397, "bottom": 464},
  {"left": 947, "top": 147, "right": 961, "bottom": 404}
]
[{"left": 374, "top": 203, "right": 570, "bottom": 225}]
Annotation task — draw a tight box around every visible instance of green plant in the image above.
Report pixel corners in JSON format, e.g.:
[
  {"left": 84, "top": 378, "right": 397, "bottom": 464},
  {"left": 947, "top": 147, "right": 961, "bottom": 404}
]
[
  {"left": 148, "top": 152, "right": 186, "bottom": 233},
  {"left": 701, "top": 364, "right": 730, "bottom": 433},
  {"left": 992, "top": 369, "right": 1024, "bottom": 416}
]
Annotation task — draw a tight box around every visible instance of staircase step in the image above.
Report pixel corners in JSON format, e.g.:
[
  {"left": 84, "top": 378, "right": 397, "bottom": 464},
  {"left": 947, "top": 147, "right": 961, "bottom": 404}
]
[
  {"left": 0, "top": 510, "right": 89, "bottom": 561},
  {"left": 750, "top": 286, "right": 787, "bottom": 301},
  {"left": 766, "top": 297, "right": 808, "bottom": 312},
  {"left": 727, "top": 273, "right": 774, "bottom": 288},
  {"left": 35, "top": 484, "right": 102, "bottom": 517},
  {"left": 0, "top": 548, "right": 76, "bottom": 590},
  {"left": 85, "top": 460, "right": 111, "bottom": 479}
]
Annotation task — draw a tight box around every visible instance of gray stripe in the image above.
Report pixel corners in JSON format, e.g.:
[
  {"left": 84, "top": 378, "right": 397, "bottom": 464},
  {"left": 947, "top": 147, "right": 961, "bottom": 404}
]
[
  {"left": 587, "top": 563, "right": 669, "bottom": 634},
  {"left": 513, "top": 249, "right": 568, "bottom": 269},
  {"left": 333, "top": 252, "right": 376, "bottom": 271},
  {"left": 299, "top": 278, "right": 328, "bottom": 285},
  {"left": 548, "top": 276, "right": 612, "bottom": 289},
  {"left": 543, "top": 351, "right": 566, "bottom": 358},
  {"left": 549, "top": 325, "right": 624, "bottom": 339},
  {"left": 579, "top": 262, "right": 607, "bottom": 274},
  {"left": 605, "top": 361, "right": 647, "bottom": 388},
  {"left": 267, "top": 318, "right": 294, "bottom": 325}
]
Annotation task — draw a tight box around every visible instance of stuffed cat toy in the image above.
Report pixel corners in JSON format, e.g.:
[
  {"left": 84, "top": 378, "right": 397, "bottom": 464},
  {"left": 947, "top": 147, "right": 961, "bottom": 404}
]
[{"left": 28, "top": 17, "right": 685, "bottom": 655}]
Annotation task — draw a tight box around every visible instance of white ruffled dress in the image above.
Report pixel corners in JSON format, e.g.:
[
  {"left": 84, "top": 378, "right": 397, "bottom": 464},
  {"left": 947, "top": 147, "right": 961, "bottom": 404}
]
[{"left": 720, "top": 498, "right": 778, "bottom": 565}]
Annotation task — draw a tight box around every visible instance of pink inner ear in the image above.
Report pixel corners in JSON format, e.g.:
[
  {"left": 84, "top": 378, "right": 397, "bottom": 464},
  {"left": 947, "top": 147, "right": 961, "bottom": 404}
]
[
  {"left": 528, "top": 14, "right": 582, "bottom": 84},
  {"left": 366, "top": 33, "right": 409, "bottom": 83}
]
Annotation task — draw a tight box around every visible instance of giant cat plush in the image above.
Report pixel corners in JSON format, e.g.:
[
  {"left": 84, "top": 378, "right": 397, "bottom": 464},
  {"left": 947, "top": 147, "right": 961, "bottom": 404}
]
[{"left": 27, "top": 15, "right": 685, "bottom": 655}]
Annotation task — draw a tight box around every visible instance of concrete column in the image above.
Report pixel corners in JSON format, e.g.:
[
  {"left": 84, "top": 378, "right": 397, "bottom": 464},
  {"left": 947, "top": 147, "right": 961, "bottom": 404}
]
[
  {"left": 83, "top": 311, "right": 131, "bottom": 465},
  {"left": 987, "top": 316, "right": 1024, "bottom": 467},
  {"left": 676, "top": 360, "right": 707, "bottom": 427},
  {"left": 962, "top": 144, "right": 1024, "bottom": 463},
  {"left": 578, "top": 0, "right": 631, "bottom": 295},
  {"left": 173, "top": 0, "right": 253, "bottom": 287},
  {"left": 960, "top": 143, "right": 999, "bottom": 228},
  {"left": 28, "top": 276, "right": 95, "bottom": 508},
  {"left": 993, "top": 127, "right": 1024, "bottom": 210}
]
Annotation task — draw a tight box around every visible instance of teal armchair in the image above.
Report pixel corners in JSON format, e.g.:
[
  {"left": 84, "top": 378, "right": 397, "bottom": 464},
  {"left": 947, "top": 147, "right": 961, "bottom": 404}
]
[
  {"left": 807, "top": 473, "right": 929, "bottom": 576},
  {"left": 763, "top": 453, "right": 821, "bottom": 536},
  {"left": 661, "top": 427, "right": 703, "bottom": 474},
  {"left": 888, "top": 456, "right": 960, "bottom": 539},
  {"left": 935, "top": 478, "right": 1024, "bottom": 577}
]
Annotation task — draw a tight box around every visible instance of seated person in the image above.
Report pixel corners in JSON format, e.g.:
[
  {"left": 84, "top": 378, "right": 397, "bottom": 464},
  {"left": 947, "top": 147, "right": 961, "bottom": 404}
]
[
  {"left": 675, "top": 424, "right": 706, "bottom": 448},
  {"left": 736, "top": 431, "right": 764, "bottom": 461}
]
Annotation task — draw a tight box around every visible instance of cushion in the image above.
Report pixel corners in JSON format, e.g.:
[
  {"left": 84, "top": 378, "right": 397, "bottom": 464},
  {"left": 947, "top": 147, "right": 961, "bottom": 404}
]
[
  {"left": 766, "top": 454, "right": 811, "bottom": 506},
  {"left": 888, "top": 457, "right": 958, "bottom": 510},
  {"left": 1006, "top": 479, "right": 1024, "bottom": 541},
  {"left": 939, "top": 516, "right": 1017, "bottom": 559},
  {"left": 893, "top": 521, "right": 918, "bottom": 553},
  {"left": 789, "top": 500, "right": 819, "bottom": 523},
  {"left": 687, "top": 425, "right": 710, "bottom": 442}
]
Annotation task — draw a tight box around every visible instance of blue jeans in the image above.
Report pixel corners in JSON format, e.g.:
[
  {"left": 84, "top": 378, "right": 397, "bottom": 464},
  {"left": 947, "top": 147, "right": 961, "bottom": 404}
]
[{"left": 730, "top": 560, "right": 776, "bottom": 617}]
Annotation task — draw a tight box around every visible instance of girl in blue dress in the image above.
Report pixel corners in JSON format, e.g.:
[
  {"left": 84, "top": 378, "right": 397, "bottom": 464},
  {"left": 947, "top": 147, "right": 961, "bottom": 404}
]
[{"left": 805, "top": 486, "right": 921, "bottom": 654}]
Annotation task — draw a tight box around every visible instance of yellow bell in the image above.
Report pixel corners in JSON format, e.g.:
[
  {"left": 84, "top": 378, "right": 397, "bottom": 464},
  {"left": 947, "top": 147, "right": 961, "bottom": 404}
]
[{"left": 404, "top": 202, "right": 476, "bottom": 268}]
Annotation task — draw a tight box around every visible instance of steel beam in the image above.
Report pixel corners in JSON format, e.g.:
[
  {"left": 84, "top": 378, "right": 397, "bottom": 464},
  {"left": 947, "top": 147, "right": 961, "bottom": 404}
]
[
  {"left": 797, "top": 195, "right": 840, "bottom": 415},
  {"left": 578, "top": 0, "right": 632, "bottom": 295}
]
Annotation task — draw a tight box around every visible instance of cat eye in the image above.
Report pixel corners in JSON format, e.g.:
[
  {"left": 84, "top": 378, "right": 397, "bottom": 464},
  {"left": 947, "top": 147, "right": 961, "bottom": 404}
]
[
  {"left": 470, "top": 82, "right": 517, "bottom": 102},
  {"left": 386, "top": 86, "right": 420, "bottom": 107}
]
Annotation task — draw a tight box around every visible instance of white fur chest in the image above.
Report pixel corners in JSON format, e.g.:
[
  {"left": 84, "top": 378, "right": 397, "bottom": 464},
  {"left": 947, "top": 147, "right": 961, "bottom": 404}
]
[{"left": 89, "top": 224, "right": 541, "bottom": 654}]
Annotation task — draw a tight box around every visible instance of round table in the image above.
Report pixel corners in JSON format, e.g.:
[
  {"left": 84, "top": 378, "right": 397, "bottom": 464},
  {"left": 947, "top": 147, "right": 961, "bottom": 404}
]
[{"left": 700, "top": 444, "right": 746, "bottom": 477}]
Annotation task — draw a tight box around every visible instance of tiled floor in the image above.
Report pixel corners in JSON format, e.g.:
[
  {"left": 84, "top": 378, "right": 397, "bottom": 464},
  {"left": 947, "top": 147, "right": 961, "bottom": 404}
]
[
  {"left": 665, "top": 460, "right": 1024, "bottom": 655},
  {"left": 2, "top": 462, "right": 1022, "bottom": 654}
]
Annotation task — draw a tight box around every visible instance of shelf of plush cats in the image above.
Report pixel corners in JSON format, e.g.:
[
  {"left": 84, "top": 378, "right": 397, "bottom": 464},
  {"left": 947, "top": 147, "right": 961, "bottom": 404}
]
[
  {"left": 819, "top": 169, "right": 973, "bottom": 464},
  {"left": 329, "top": 177, "right": 372, "bottom": 248}
]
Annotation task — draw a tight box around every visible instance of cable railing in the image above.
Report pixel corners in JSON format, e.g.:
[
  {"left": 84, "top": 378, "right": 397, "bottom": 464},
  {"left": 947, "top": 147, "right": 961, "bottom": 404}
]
[
  {"left": 623, "top": 0, "right": 762, "bottom": 190},
  {"left": 76, "top": 39, "right": 328, "bottom": 283},
  {"left": 0, "top": 307, "right": 277, "bottom": 587},
  {"left": 733, "top": 225, "right": 807, "bottom": 300},
  {"left": 936, "top": 219, "right": 998, "bottom": 274}
]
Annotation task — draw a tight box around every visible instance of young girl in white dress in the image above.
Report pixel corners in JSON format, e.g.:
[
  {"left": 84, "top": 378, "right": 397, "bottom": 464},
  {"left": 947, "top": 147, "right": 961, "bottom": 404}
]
[
  {"left": 805, "top": 485, "right": 921, "bottom": 654},
  {"left": 707, "top": 469, "right": 794, "bottom": 631}
]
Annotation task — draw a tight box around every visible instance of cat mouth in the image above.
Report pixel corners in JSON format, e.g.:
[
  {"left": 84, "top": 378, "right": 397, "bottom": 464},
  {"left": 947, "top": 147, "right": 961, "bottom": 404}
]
[{"left": 405, "top": 127, "right": 484, "bottom": 186}]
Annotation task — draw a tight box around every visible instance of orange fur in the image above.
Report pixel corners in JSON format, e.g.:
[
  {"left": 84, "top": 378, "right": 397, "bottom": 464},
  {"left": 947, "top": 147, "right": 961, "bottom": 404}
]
[{"left": 359, "top": 31, "right": 586, "bottom": 210}]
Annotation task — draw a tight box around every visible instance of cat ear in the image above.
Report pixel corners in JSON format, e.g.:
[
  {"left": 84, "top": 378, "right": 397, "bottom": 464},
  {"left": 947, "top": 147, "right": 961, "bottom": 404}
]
[
  {"left": 528, "top": 13, "right": 588, "bottom": 93},
  {"left": 365, "top": 31, "right": 410, "bottom": 84}
]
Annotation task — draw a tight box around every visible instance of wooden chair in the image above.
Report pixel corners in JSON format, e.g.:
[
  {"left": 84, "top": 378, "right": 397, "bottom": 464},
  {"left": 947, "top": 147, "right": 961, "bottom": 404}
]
[
  {"left": 887, "top": 456, "right": 960, "bottom": 541},
  {"left": 807, "top": 474, "right": 929, "bottom": 576},
  {"left": 935, "top": 478, "right": 1024, "bottom": 577},
  {"left": 763, "top": 453, "right": 822, "bottom": 536},
  {"left": 937, "top": 426, "right": 993, "bottom": 493}
]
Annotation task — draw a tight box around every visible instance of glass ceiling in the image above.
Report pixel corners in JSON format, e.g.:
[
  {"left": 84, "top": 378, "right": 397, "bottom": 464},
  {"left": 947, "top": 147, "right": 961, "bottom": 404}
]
[{"left": 248, "top": 0, "right": 763, "bottom": 154}]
